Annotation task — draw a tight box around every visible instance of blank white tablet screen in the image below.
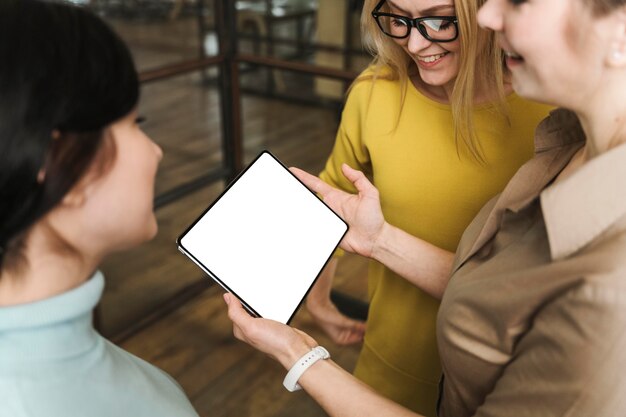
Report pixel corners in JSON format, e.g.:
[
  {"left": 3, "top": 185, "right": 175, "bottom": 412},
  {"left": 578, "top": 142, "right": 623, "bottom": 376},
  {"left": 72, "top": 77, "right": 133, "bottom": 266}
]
[{"left": 178, "top": 152, "right": 347, "bottom": 324}]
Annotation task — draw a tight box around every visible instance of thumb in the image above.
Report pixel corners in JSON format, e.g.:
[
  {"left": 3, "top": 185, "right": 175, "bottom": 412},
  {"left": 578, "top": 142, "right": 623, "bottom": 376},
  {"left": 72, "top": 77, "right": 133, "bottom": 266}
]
[{"left": 224, "top": 293, "right": 252, "bottom": 327}]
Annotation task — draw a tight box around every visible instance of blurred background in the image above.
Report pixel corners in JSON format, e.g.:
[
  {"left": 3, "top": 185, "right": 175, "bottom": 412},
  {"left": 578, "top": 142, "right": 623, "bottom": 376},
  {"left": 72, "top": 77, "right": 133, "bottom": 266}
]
[{"left": 72, "top": 1, "right": 372, "bottom": 415}]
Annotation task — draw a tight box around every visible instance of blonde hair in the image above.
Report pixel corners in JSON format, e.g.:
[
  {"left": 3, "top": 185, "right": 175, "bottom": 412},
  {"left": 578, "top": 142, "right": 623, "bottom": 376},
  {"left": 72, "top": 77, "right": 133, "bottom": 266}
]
[{"left": 356, "top": 0, "right": 508, "bottom": 163}]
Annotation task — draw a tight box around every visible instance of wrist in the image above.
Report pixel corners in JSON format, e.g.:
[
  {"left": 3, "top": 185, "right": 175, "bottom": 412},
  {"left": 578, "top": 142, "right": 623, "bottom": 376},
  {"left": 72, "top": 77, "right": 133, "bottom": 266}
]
[
  {"left": 371, "top": 221, "right": 393, "bottom": 262},
  {"left": 278, "top": 339, "right": 315, "bottom": 370},
  {"left": 282, "top": 346, "right": 331, "bottom": 392},
  {"left": 306, "top": 294, "right": 334, "bottom": 314}
]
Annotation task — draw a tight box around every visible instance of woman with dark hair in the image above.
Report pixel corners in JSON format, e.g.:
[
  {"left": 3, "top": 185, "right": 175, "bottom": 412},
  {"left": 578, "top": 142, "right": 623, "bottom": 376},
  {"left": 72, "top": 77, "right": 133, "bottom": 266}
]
[
  {"left": 225, "top": 0, "right": 626, "bottom": 415},
  {"left": 0, "top": 1, "right": 198, "bottom": 416}
]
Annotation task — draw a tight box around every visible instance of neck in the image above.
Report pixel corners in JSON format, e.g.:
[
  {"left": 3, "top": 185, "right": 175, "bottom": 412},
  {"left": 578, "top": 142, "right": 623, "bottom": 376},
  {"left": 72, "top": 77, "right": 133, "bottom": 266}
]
[
  {"left": 553, "top": 78, "right": 626, "bottom": 185},
  {"left": 576, "top": 109, "right": 626, "bottom": 162},
  {"left": 572, "top": 73, "right": 626, "bottom": 160},
  {"left": 0, "top": 228, "right": 100, "bottom": 307},
  {"left": 410, "top": 74, "right": 454, "bottom": 103},
  {"left": 409, "top": 70, "right": 511, "bottom": 105}
]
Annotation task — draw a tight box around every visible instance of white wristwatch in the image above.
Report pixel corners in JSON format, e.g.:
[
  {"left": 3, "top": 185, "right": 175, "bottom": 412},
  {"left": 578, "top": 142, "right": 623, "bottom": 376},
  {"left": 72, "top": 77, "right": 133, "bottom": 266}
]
[{"left": 283, "top": 346, "right": 331, "bottom": 392}]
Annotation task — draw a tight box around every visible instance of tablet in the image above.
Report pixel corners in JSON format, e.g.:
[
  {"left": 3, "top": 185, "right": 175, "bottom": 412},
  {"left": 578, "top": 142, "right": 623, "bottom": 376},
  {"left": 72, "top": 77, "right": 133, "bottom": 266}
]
[{"left": 177, "top": 151, "right": 348, "bottom": 324}]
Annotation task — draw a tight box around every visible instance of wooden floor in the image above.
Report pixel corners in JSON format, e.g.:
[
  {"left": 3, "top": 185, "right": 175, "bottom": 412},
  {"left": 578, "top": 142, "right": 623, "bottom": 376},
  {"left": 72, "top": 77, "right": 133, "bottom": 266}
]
[
  {"left": 120, "top": 254, "right": 368, "bottom": 417},
  {"left": 97, "top": 11, "right": 370, "bottom": 417}
]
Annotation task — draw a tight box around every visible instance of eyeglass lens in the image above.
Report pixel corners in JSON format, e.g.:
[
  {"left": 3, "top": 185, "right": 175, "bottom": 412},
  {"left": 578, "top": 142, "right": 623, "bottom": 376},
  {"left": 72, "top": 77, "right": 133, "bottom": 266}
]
[{"left": 377, "top": 16, "right": 456, "bottom": 40}]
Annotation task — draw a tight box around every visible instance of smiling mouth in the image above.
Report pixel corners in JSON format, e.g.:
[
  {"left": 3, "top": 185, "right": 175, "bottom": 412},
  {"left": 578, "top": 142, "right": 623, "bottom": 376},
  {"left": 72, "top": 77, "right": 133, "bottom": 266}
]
[{"left": 417, "top": 52, "right": 449, "bottom": 63}]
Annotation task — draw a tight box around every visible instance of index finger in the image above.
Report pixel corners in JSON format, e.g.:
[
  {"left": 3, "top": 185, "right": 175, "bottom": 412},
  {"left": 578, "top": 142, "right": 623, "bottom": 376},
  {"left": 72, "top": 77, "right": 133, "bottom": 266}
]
[{"left": 289, "top": 167, "right": 335, "bottom": 197}]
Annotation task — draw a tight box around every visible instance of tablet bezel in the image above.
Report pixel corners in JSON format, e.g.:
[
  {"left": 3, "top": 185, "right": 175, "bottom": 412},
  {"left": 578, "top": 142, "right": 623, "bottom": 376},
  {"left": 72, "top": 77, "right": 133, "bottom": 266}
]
[{"left": 176, "top": 150, "right": 348, "bottom": 324}]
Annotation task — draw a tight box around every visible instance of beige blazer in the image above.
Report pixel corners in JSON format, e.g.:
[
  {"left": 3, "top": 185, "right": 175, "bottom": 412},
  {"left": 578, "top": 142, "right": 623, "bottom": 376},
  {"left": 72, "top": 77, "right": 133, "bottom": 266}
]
[{"left": 437, "top": 109, "right": 626, "bottom": 417}]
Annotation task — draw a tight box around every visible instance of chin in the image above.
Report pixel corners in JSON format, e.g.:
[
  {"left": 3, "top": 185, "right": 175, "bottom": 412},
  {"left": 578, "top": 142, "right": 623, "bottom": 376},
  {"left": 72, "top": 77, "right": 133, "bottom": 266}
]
[
  {"left": 513, "top": 82, "right": 558, "bottom": 107},
  {"left": 126, "top": 217, "right": 159, "bottom": 249},
  {"left": 418, "top": 70, "right": 453, "bottom": 86},
  {"left": 144, "top": 217, "right": 159, "bottom": 241},
  {"left": 512, "top": 78, "right": 539, "bottom": 101}
]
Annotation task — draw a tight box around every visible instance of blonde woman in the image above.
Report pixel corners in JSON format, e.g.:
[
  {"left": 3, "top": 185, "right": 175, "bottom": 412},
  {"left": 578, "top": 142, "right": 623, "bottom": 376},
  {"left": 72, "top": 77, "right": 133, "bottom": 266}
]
[
  {"left": 227, "top": 0, "right": 626, "bottom": 415},
  {"left": 305, "top": 0, "right": 551, "bottom": 415}
]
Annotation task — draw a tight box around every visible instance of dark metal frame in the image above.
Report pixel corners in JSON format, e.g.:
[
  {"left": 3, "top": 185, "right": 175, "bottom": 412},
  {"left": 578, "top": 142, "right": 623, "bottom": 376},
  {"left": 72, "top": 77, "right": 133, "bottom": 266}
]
[{"left": 371, "top": 0, "right": 459, "bottom": 42}]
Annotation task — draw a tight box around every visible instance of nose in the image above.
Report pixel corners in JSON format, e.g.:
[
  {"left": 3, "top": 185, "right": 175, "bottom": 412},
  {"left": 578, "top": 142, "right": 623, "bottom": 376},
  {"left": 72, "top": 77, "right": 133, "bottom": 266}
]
[
  {"left": 477, "top": 0, "right": 504, "bottom": 31},
  {"left": 406, "top": 26, "right": 432, "bottom": 55}
]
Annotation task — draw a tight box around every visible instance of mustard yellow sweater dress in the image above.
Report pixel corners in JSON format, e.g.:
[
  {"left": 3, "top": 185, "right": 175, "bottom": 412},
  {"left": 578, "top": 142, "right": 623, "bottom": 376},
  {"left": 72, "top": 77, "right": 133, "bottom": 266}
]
[{"left": 319, "top": 71, "right": 552, "bottom": 416}]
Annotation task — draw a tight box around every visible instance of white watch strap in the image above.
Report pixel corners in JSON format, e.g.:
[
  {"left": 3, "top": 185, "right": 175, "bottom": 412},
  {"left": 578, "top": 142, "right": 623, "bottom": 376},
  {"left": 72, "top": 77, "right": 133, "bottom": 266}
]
[{"left": 283, "top": 346, "right": 330, "bottom": 392}]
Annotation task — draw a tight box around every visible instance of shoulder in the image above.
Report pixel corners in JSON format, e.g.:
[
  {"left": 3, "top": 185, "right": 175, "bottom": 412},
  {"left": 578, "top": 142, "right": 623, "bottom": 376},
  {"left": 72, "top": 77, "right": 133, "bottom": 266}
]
[
  {"left": 346, "top": 65, "right": 403, "bottom": 105},
  {"left": 505, "top": 95, "right": 554, "bottom": 127},
  {"left": 507, "top": 94, "right": 553, "bottom": 114},
  {"left": 0, "top": 337, "right": 198, "bottom": 417}
]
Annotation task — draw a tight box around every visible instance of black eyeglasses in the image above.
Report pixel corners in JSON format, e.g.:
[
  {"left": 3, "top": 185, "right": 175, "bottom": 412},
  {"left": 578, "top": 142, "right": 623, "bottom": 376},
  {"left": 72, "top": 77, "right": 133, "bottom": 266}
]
[{"left": 371, "top": 0, "right": 459, "bottom": 42}]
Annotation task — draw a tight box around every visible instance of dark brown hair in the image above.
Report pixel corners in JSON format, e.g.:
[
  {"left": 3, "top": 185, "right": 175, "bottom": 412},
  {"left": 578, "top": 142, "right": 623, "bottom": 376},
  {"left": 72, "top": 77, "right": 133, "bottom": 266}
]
[{"left": 0, "top": 0, "right": 139, "bottom": 271}]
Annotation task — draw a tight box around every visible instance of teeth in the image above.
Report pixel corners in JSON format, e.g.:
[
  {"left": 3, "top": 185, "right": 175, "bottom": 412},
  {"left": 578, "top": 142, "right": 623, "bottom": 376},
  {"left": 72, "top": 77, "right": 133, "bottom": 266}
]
[
  {"left": 418, "top": 53, "right": 447, "bottom": 63},
  {"left": 504, "top": 51, "right": 522, "bottom": 59}
]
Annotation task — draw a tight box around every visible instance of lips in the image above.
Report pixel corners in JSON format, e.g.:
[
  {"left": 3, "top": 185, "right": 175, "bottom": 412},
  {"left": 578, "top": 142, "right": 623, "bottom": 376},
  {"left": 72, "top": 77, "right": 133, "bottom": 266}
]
[{"left": 417, "top": 52, "right": 449, "bottom": 63}]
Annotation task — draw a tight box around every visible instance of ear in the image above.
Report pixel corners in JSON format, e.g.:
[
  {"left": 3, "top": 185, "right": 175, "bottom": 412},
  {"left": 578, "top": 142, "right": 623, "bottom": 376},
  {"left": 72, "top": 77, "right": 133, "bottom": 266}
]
[
  {"left": 607, "top": 7, "right": 626, "bottom": 67},
  {"left": 37, "top": 168, "right": 46, "bottom": 184}
]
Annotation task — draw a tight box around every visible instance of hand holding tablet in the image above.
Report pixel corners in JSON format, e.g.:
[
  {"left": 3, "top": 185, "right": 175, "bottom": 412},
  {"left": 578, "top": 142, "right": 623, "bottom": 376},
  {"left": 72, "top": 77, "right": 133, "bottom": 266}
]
[{"left": 177, "top": 151, "right": 348, "bottom": 324}]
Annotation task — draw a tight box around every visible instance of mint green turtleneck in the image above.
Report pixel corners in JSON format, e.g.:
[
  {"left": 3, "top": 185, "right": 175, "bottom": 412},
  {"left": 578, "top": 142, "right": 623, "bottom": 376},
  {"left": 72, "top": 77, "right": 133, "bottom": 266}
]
[{"left": 0, "top": 272, "right": 199, "bottom": 417}]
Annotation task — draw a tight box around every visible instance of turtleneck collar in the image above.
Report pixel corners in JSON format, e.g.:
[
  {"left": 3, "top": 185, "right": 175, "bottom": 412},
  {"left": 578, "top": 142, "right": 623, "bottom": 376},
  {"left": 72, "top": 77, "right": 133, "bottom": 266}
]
[{"left": 0, "top": 271, "right": 104, "bottom": 367}]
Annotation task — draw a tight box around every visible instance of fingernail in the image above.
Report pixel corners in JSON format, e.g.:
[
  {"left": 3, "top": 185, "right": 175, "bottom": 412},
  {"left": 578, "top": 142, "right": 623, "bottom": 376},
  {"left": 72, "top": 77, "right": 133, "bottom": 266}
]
[{"left": 223, "top": 293, "right": 230, "bottom": 304}]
